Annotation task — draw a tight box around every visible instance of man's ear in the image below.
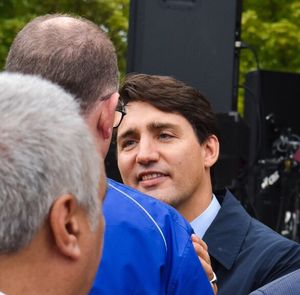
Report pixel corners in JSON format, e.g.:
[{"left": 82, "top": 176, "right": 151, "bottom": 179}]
[
  {"left": 49, "top": 194, "right": 81, "bottom": 260},
  {"left": 97, "top": 92, "right": 119, "bottom": 140},
  {"left": 204, "top": 135, "right": 219, "bottom": 168}
]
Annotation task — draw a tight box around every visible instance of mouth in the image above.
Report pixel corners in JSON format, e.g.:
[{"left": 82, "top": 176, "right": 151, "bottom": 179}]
[{"left": 137, "top": 171, "right": 168, "bottom": 187}]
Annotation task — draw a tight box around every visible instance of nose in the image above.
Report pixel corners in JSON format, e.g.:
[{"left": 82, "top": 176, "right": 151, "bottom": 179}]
[{"left": 136, "top": 139, "right": 159, "bottom": 165}]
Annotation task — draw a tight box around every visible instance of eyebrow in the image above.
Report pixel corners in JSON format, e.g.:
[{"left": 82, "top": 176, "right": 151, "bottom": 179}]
[
  {"left": 117, "top": 128, "right": 138, "bottom": 142},
  {"left": 148, "top": 122, "right": 178, "bottom": 131},
  {"left": 117, "top": 121, "right": 179, "bottom": 142}
]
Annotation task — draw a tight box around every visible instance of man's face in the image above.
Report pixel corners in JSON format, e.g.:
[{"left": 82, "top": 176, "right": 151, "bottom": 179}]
[{"left": 117, "top": 101, "right": 211, "bottom": 218}]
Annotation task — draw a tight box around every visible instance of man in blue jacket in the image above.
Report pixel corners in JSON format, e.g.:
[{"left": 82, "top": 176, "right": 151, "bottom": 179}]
[
  {"left": 116, "top": 73, "right": 300, "bottom": 295},
  {"left": 5, "top": 14, "right": 213, "bottom": 294}
]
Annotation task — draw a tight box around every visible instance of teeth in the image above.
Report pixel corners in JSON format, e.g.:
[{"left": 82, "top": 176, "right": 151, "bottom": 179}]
[{"left": 141, "top": 173, "right": 163, "bottom": 181}]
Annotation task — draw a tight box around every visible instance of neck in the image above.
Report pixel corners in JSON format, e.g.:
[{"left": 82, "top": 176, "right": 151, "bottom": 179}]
[
  {"left": 177, "top": 174, "right": 213, "bottom": 222},
  {"left": 0, "top": 231, "right": 78, "bottom": 295},
  {"left": 0, "top": 254, "right": 77, "bottom": 295}
]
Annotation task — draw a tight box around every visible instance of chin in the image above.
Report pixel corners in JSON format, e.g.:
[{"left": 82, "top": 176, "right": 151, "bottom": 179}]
[{"left": 146, "top": 190, "right": 175, "bottom": 206}]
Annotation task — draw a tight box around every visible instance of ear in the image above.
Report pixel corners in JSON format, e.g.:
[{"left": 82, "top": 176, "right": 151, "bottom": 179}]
[
  {"left": 49, "top": 194, "right": 81, "bottom": 260},
  {"left": 203, "top": 135, "right": 219, "bottom": 168},
  {"left": 97, "top": 92, "right": 119, "bottom": 140}
]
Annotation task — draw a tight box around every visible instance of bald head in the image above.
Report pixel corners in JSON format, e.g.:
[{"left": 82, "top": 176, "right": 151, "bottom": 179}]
[{"left": 5, "top": 14, "right": 119, "bottom": 113}]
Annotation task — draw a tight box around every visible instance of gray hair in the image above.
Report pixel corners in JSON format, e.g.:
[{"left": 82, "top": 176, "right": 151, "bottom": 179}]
[{"left": 0, "top": 72, "right": 102, "bottom": 253}]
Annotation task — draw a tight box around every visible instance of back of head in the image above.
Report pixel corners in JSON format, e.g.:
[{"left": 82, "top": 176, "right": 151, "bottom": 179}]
[
  {"left": 119, "top": 73, "right": 219, "bottom": 143},
  {"left": 0, "top": 72, "right": 101, "bottom": 253},
  {"left": 5, "top": 14, "right": 119, "bottom": 113}
]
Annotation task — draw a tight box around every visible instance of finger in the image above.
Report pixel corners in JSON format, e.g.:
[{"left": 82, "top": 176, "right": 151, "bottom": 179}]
[
  {"left": 191, "top": 234, "right": 208, "bottom": 251},
  {"left": 191, "top": 233, "right": 201, "bottom": 243},
  {"left": 210, "top": 272, "right": 218, "bottom": 295},
  {"left": 193, "top": 241, "right": 211, "bottom": 265},
  {"left": 199, "top": 257, "right": 214, "bottom": 281},
  {"left": 193, "top": 242, "right": 204, "bottom": 257},
  {"left": 212, "top": 283, "right": 218, "bottom": 295},
  {"left": 193, "top": 247, "right": 212, "bottom": 278},
  {"left": 198, "top": 239, "right": 208, "bottom": 251}
]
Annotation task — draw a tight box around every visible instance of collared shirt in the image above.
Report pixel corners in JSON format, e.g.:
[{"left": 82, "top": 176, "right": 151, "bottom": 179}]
[{"left": 190, "top": 194, "right": 221, "bottom": 238}]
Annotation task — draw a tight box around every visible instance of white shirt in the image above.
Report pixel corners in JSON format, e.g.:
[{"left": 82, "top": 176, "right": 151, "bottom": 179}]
[{"left": 190, "top": 194, "right": 221, "bottom": 238}]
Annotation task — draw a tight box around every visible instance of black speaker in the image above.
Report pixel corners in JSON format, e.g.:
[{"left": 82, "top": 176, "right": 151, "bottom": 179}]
[
  {"left": 127, "top": 0, "right": 242, "bottom": 113},
  {"left": 244, "top": 70, "right": 300, "bottom": 163},
  {"left": 212, "top": 112, "right": 249, "bottom": 190}
]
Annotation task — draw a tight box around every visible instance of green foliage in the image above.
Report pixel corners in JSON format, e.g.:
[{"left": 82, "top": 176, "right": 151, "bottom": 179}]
[
  {"left": 0, "top": 0, "right": 129, "bottom": 73},
  {"left": 238, "top": 0, "right": 300, "bottom": 114},
  {"left": 1, "top": 0, "right": 299, "bottom": 106},
  {"left": 241, "top": 0, "right": 300, "bottom": 74}
]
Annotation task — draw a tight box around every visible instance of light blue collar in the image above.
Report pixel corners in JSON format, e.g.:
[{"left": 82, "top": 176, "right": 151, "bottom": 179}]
[{"left": 190, "top": 194, "right": 220, "bottom": 238}]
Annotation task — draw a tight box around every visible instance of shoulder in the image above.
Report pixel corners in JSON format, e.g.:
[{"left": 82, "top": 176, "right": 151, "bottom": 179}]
[
  {"left": 246, "top": 215, "right": 300, "bottom": 253},
  {"left": 224, "top": 191, "right": 300, "bottom": 271},
  {"left": 206, "top": 190, "right": 300, "bottom": 293},
  {"left": 230, "top": 195, "right": 300, "bottom": 287},
  {"left": 104, "top": 179, "right": 194, "bottom": 250},
  {"left": 91, "top": 179, "right": 212, "bottom": 294},
  {"left": 249, "top": 269, "right": 300, "bottom": 295}
]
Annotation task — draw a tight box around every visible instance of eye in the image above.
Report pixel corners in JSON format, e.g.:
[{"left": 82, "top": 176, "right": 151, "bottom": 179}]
[
  {"left": 159, "top": 132, "right": 174, "bottom": 140},
  {"left": 120, "top": 139, "right": 137, "bottom": 151}
]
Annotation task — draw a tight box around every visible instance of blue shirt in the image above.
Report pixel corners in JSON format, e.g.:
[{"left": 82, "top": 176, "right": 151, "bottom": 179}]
[
  {"left": 191, "top": 194, "right": 220, "bottom": 238},
  {"left": 90, "top": 179, "right": 213, "bottom": 295}
]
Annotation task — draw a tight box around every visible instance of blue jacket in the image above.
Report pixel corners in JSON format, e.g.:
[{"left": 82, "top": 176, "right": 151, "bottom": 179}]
[
  {"left": 203, "top": 189, "right": 300, "bottom": 295},
  {"left": 90, "top": 179, "right": 213, "bottom": 294},
  {"left": 249, "top": 269, "right": 300, "bottom": 295}
]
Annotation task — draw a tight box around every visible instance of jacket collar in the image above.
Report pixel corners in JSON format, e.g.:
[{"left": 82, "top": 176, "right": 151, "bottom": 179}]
[{"left": 203, "top": 189, "right": 251, "bottom": 270}]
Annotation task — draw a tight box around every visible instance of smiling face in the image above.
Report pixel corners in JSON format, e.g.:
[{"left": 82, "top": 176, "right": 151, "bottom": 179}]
[{"left": 117, "top": 101, "right": 218, "bottom": 220}]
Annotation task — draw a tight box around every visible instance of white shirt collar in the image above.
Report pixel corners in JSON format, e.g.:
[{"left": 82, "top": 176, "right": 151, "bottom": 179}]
[{"left": 190, "top": 194, "right": 221, "bottom": 238}]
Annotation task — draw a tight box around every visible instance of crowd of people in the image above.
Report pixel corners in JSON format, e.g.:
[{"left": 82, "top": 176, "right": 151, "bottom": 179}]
[{"left": 0, "top": 13, "right": 299, "bottom": 295}]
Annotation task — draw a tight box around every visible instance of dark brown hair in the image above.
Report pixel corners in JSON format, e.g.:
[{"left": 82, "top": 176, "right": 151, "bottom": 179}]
[
  {"left": 119, "top": 73, "right": 219, "bottom": 143},
  {"left": 5, "top": 14, "right": 119, "bottom": 113}
]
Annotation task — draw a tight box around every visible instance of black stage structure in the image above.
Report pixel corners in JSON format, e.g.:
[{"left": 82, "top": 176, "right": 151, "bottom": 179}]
[{"left": 244, "top": 70, "right": 300, "bottom": 240}]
